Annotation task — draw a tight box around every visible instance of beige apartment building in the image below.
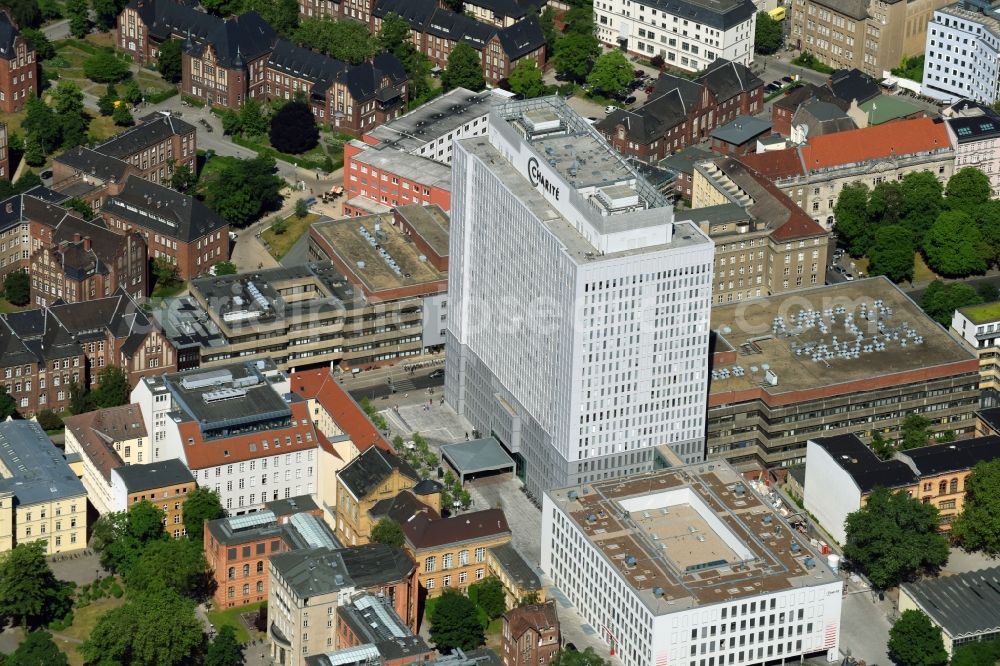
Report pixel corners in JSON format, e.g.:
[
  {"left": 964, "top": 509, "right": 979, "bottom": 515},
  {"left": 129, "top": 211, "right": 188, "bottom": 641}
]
[
  {"left": 789, "top": 0, "right": 950, "bottom": 76},
  {"left": 0, "top": 422, "right": 87, "bottom": 554},
  {"left": 689, "top": 157, "right": 830, "bottom": 304}
]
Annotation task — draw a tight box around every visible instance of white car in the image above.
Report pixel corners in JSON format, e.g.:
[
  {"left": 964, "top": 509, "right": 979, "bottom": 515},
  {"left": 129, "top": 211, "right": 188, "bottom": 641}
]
[{"left": 605, "top": 105, "right": 617, "bottom": 114}]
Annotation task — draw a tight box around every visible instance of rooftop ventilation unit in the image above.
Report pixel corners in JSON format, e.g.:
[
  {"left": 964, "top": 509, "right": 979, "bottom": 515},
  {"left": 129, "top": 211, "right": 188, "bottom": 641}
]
[
  {"left": 181, "top": 369, "right": 233, "bottom": 390},
  {"left": 203, "top": 387, "right": 247, "bottom": 403}
]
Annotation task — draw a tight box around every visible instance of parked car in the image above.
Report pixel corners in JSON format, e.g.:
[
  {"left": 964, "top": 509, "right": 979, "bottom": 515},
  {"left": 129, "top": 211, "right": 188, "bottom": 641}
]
[
  {"left": 765, "top": 83, "right": 780, "bottom": 93},
  {"left": 781, "top": 75, "right": 794, "bottom": 84},
  {"left": 844, "top": 273, "right": 855, "bottom": 281},
  {"left": 624, "top": 95, "right": 637, "bottom": 105},
  {"left": 628, "top": 79, "right": 643, "bottom": 90},
  {"left": 771, "top": 80, "right": 782, "bottom": 88},
  {"left": 555, "top": 71, "right": 571, "bottom": 81},
  {"left": 634, "top": 68, "right": 645, "bottom": 78},
  {"left": 604, "top": 105, "right": 618, "bottom": 114},
  {"left": 40, "top": 169, "right": 53, "bottom": 180},
  {"left": 429, "top": 369, "right": 444, "bottom": 379}
]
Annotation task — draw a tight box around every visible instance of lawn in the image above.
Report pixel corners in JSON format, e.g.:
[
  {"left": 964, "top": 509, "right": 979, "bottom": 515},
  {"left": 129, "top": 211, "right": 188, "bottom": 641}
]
[
  {"left": 207, "top": 601, "right": 265, "bottom": 644},
  {"left": 0, "top": 297, "right": 30, "bottom": 314},
  {"left": 913, "top": 252, "right": 938, "bottom": 283},
  {"left": 50, "top": 596, "right": 127, "bottom": 666},
  {"left": 151, "top": 280, "right": 188, "bottom": 299},
  {"left": 260, "top": 213, "right": 320, "bottom": 260},
  {"left": 89, "top": 115, "right": 120, "bottom": 142}
]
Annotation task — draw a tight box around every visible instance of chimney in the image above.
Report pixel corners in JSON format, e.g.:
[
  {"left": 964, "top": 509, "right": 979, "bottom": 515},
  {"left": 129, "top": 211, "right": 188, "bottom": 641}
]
[
  {"left": 83, "top": 237, "right": 92, "bottom": 252},
  {"left": 73, "top": 233, "right": 83, "bottom": 243}
]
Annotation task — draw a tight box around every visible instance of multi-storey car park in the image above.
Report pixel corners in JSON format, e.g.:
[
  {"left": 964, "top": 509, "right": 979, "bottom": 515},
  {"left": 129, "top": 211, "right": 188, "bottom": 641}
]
[
  {"left": 445, "top": 97, "right": 714, "bottom": 498},
  {"left": 705, "top": 278, "right": 980, "bottom": 470},
  {"left": 541, "top": 462, "right": 843, "bottom": 666}
]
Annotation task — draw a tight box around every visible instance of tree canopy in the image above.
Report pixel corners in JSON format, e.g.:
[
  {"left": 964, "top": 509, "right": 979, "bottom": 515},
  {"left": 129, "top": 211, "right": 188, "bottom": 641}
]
[
  {"left": 170, "top": 164, "right": 197, "bottom": 194},
  {"left": 868, "top": 224, "right": 915, "bottom": 283},
  {"left": 5, "top": 631, "right": 69, "bottom": 666},
  {"left": 3, "top": 0, "right": 41, "bottom": 29},
  {"left": 80, "top": 588, "right": 205, "bottom": 666},
  {"left": 833, "top": 183, "right": 871, "bottom": 256},
  {"left": 952, "top": 459, "right": 1000, "bottom": 557},
  {"left": 370, "top": 518, "right": 405, "bottom": 547},
  {"left": 293, "top": 17, "right": 377, "bottom": 64},
  {"left": 900, "top": 171, "right": 945, "bottom": 244},
  {"left": 92, "top": 501, "right": 168, "bottom": 574},
  {"left": 83, "top": 50, "right": 130, "bottom": 83},
  {"left": 586, "top": 50, "right": 632, "bottom": 95},
  {"left": 245, "top": 0, "right": 299, "bottom": 36},
  {"left": 202, "top": 155, "right": 284, "bottom": 227},
  {"left": 470, "top": 576, "right": 505, "bottom": 620},
  {"left": 442, "top": 43, "right": 485, "bottom": 92},
  {"left": 157, "top": 39, "right": 183, "bottom": 83},
  {"left": 923, "top": 209, "right": 989, "bottom": 277},
  {"left": 21, "top": 28, "right": 54, "bottom": 60},
  {"left": 378, "top": 12, "right": 411, "bottom": 54},
  {"left": 205, "top": 625, "right": 243, "bottom": 666},
  {"left": 887, "top": 609, "right": 948, "bottom": 666},
  {"left": 754, "top": 11, "right": 783, "bottom": 54},
  {"left": 551, "top": 648, "right": 612, "bottom": 666},
  {"left": 843, "top": 486, "right": 949, "bottom": 589},
  {"left": 552, "top": 32, "right": 600, "bottom": 81},
  {"left": 3, "top": 270, "right": 29, "bottom": 306},
  {"left": 64, "top": 0, "right": 89, "bottom": 37},
  {"left": 899, "top": 413, "right": 931, "bottom": 451},
  {"left": 951, "top": 639, "right": 1000, "bottom": 666},
  {"left": 269, "top": 101, "right": 319, "bottom": 154},
  {"left": 429, "top": 590, "right": 485, "bottom": 652},
  {"left": 92, "top": 365, "right": 130, "bottom": 409},
  {"left": 946, "top": 167, "right": 992, "bottom": 213},
  {"left": 182, "top": 487, "right": 224, "bottom": 541},
  {"left": 0, "top": 542, "right": 72, "bottom": 630},
  {"left": 92, "top": 0, "right": 127, "bottom": 31},
  {"left": 508, "top": 58, "right": 546, "bottom": 99},
  {"left": 123, "top": 537, "right": 210, "bottom": 600},
  {"left": 920, "top": 279, "right": 984, "bottom": 326}
]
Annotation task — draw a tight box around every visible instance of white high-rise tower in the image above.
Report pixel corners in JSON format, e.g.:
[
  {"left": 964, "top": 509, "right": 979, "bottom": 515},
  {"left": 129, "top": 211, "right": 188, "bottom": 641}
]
[{"left": 445, "top": 97, "right": 714, "bottom": 497}]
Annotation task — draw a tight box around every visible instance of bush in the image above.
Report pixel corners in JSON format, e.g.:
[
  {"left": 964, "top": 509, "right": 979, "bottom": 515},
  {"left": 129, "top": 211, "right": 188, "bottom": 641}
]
[
  {"left": 83, "top": 50, "right": 130, "bottom": 83},
  {"left": 35, "top": 409, "right": 64, "bottom": 431},
  {"left": 269, "top": 101, "right": 319, "bottom": 154},
  {"left": 110, "top": 583, "right": 123, "bottom": 598}
]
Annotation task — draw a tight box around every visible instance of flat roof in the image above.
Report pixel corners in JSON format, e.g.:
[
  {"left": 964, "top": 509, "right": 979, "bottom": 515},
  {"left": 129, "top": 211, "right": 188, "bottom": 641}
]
[
  {"left": 547, "top": 462, "right": 838, "bottom": 612},
  {"left": 113, "top": 459, "right": 194, "bottom": 493},
  {"left": 366, "top": 87, "right": 495, "bottom": 154},
  {"left": 161, "top": 361, "right": 291, "bottom": 430},
  {"left": 440, "top": 437, "right": 515, "bottom": 474},
  {"left": 958, "top": 300, "right": 1000, "bottom": 325},
  {"left": 0, "top": 421, "right": 86, "bottom": 506},
  {"left": 901, "top": 566, "right": 1000, "bottom": 638},
  {"left": 709, "top": 278, "right": 975, "bottom": 398},
  {"left": 396, "top": 204, "right": 450, "bottom": 259},
  {"left": 310, "top": 212, "right": 447, "bottom": 294},
  {"left": 351, "top": 142, "right": 453, "bottom": 190},
  {"left": 710, "top": 115, "right": 772, "bottom": 145},
  {"left": 809, "top": 434, "right": 917, "bottom": 493}
]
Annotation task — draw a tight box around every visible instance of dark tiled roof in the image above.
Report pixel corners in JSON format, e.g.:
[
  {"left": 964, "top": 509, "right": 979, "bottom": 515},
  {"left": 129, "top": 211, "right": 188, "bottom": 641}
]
[
  {"left": 402, "top": 508, "right": 510, "bottom": 550},
  {"left": 96, "top": 113, "right": 195, "bottom": 160},
  {"left": 809, "top": 434, "right": 917, "bottom": 493},
  {"left": 368, "top": 489, "right": 439, "bottom": 524},
  {"left": 700, "top": 58, "right": 763, "bottom": 102},
  {"left": 127, "top": 0, "right": 207, "bottom": 43},
  {"left": 900, "top": 436, "right": 1000, "bottom": 476},
  {"left": 114, "top": 458, "right": 194, "bottom": 493},
  {"left": 338, "top": 447, "right": 419, "bottom": 499},
  {"left": 102, "top": 175, "right": 226, "bottom": 242},
  {"left": 901, "top": 566, "right": 1000, "bottom": 638},
  {"left": 503, "top": 600, "right": 557, "bottom": 640},
  {"left": 0, "top": 11, "right": 21, "bottom": 61},
  {"left": 638, "top": 0, "right": 756, "bottom": 31},
  {"left": 55, "top": 147, "right": 132, "bottom": 184},
  {"left": 978, "top": 407, "right": 1000, "bottom": 434},
  {"left": 50, "top": 215, "right": 136, "bottom": 280},
  {"left": 791, "top": 99, "right": 856, "bottom": 137},
  {"left": 496, "top": 16, "right": 544, "bottom": 60},
  {"left": 183, "top": 10, "right": 275, "bottom": 69},
  {"left": 488, "top": 542, "right": 540, "bottom": 590},
  {"left": 271, "top": 544, "right": 414, "bottom": 598},
  {"left": 945, "top": 101, "right": 1000, "bottom": 143},
  {"left": 828, "top": 68, "right": 880, "bottom": 105},
  {"left": 773, "top": 83, "right": 847, "bottom": 113},
  {"left": 49, "top": 288, "right": 155, "bottom": 356},
  {"left": 267, "top": 39, "right": 348, "bottom": 97},
  {"left": 1, "top": 307, "right": 81, "bottom": 365}
]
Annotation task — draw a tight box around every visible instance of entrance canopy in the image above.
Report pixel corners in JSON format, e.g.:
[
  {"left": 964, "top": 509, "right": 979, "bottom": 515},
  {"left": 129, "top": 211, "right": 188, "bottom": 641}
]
[{"left": 440, "top": 437, "right": 515, "bottom": 484}]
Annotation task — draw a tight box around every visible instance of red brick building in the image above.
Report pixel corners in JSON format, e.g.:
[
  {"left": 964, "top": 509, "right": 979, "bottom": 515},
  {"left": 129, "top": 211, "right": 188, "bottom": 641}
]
[
  {"left": 343, "top": 140, "right": 453, "bottom": 215},
  {"left": 0, "top": 11, "right": 38, "bottom": 113},
  {"left": 0, "top": 122, "right": 9, "bottom": 182},
  {"left": 502, "top": 601, "right": 560, "bottom": 666},
  {"left": 29, "top": 214, "right": 147, "bottom": 306},
  {"left": 371, "top": 0, "right": 545, "bottom": 86},
  {"left": 95, "top": 112, "right": 197, "bottom": 186},
  {"left": 597, "top": 59, "right": 764, "bottom": 163}
]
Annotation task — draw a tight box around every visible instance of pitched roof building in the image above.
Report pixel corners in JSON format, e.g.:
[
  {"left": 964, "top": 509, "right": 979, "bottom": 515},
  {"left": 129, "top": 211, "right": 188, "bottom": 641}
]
[
  {"left": 110, "top": 459, "right": 195, "bottom": 537},
  {"left": 0, "top": 11, "right": 39, "bottom": 113},
  {"left": 501, "top": 601, "right": 559, "bottom": 666},
  {"left": 899, "top": 566, "right": 1000, "bottom": 655},
  {"left": 335, "top": 447, "right": 420, "bottom": 546},
  {"left": 94, "top": 112, "right": 197, "bottom": 186}
]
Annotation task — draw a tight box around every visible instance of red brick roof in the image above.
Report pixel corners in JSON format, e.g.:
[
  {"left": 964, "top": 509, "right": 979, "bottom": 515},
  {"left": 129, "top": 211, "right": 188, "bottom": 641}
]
[
  {"left": 504, "top": 601, "right": 559, "bottom": 640},
  {"left": 738, "top": 149, "right": 803, "bottom": 180},
  {"left": 290, "top": 368, "right": 390, "bottom": 453},
  {"left": 180, "top": 401, "right": 318, "bottom": 470}
]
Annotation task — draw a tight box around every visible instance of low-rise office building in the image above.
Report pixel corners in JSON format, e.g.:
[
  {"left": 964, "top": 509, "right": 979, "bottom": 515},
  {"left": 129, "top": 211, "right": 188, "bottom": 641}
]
[
  {"left": 922, "top": 0, "right": 1000, "bottom": 105},
  {"left": 0, "top": 421, "right": 87, "bottom": 554},
  {"left": 951, "top": 300, "right": 1000, "bottom": 405},
  {"left": 541, "top": 463, "right": 843, "bottom": 666},
  {"left": 707, "top": 278, "right": 981, "bottom": 469},
  {"left": 334, "top": 446, "right": 420, "bottom": 546},
  {"left": 268, "top": 544, "right": 419, "bottom": 666},
  {"left": 112, "top": 459, "right": 195, "bottom": 537},
  {"left": 899, "top": 566, "right": 1000, "bottom": 655},
  {"left": 804, "top": 433, "right": 1000, "bottom": 543},
  {"left": 738, "top": 116, "right": 954, "bottom": 230},
  {"left": 691, "top": 156, "right": 829, "bottom": 303},
  {"left": 343, "top": 140, "right": 453, "bottom": 214}
]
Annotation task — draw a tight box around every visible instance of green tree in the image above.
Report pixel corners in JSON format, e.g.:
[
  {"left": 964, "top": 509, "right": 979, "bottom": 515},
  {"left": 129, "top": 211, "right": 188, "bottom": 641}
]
[
  {"left": 562, "top": 5, "right": 594, "bottom": 35},
  {"left": 4, "top": 0, "right": 42, "bottom": 29},
  {"left": 899, "top": 414, "right": 931, "bottom": 450},
  {"left": 124, "top": 538, "right": 210, "bottom": 600},
  {"left": 37, "top": 0, "right": 61, "bottom": 21},
  {"left": 83, "top": 50, "right": 130, "bottom": 83},
  {"left": 92, "top": 502, "right": 168, "bottom": 574},
  {"left": 471, "top": 576, "right": 505, "bottom": 619},
  {"left": 868, "top": 225, "right": 914, "bottom": 283},
  {"left": 3, "top": 269, "right": 29, "bottom": 306},
  {"left": 868, "top": 180, "right": 904, "bottom": 226},
  {"left": 952, "top": 458, "right": 1000, "bottom": 557},
  {"left": 378, "top": 12, "right": 411, "bottom": 54},
  {"left": 221, "top": 109, "right": 242, "bottom": 135},
  {"left": 553, "top": 32, "right": 600, "bottom": 81},
  {"left": 92, "top": 0, "right": 126, "bottom": 30},
  {"left": 205, "top": 625, "right": 243, "bottom": 666},
  {"left": 0, "top": 543, "right": 72, "bottom": 629},
  {"left": 951, "top": 639, "right": 1000, "bottom": 666},
  {"left": 508, "top": 58, "right": 546, "bottom": 98},
  {"left": 92, "top": 365, "right": 130, "bottom": 409},
  {"left": 833, "top": 182, "right": 871, "bottom": 255},
  {"left": 122, "top": 78, "right": 143, "bottom": 104},
  {"left": 239, "top": 98, "right": 267, "bottom": 137},
  {"left": 586, "top": 50, "right": 632, "bottom": 95},
  {"left": 293, "top": 17, "right": 377, "bottom": 64},
  {"left": 21, "top": 28, "right": 55, "bottom": 61},
  {"left": 370, "top": 518, "right": 405, "bottom": 547},
  {"left": 182, "top": 487, "right": 224, "bottom": 541},
  {"left": 34, "top": 409, "right": 63, "bottom": 431},
  {"left": 80, "top": 588, "right": 205, "bottom": 666},
  {"left": 203, "top": 155, "right": 284, "bottom": 227},
  {"left": 112, "top": 101, "right": 134, "bottom": 126},
  {"left": 157, "top": 38, "right": 183, "bottom": 83},
  {"left": 98, "top": 83, "right": 119, "bottom": 116},
  {"left": 538, "top": 7, "right": 557, "bottom": 51},
  {"left": 22, "top": 97, "right": 61, "bottom": 156},
  {"left": 399, "top": 44, "right": 433, "bottom": 103},
  {"left": 6, "top": 630, "right": 69, "bottom": 666},
  {"left": 245, "top": 0, "right": 299, "bottom": 35},
  {"left": 67, "top": 380, "right": 94, "bottom": 415},
  {"left": 517, "top": 591, "right": 540, "bottom": 607},
  {"left": 923, "top": 209, "right": 989, "bottom": 277},
  {"left": 199, "top": 0, "right": 243, "bottom": 16},
  {"left": 293, "top": 198, "right": 310, "bottom": 218},
  {"left": 442, "top": 43, "right": 485, "bottom": 92},
  {"left": 551, "top": 648, "right": 611, "bottom": 666},
  {"left": 429, "top": 590, "right": 484, "bottom": 652},
  {"left": 23, "top": 141, "right": 44, "bottom": 168},
  {"left": 152, "top": 256, "right": 178, "bottom": 288},
  {"left": 843, "top": 486, "right": 949, "bottom": 589},
  {"left": 920, "top": 280, "right": 984, "bottom": 326},
  {"left": 870, "top": 431, "right": 895, "bottom": 461},
  {"left": 887, "top": 609, "right": 948, "bottom": 666},
  {"left": 975, "top": 199, "right": 1000, "bottom": 265},
  {"left": 65, "top": 0, "right": 89, "bottom": 37},
  {"left": 213, "top": 261, "right": 237, "bottom": 276},
  {"left": 0, "top": 385, "right": 15, "bottom": 421},
  {"left": 170, "top": 164, "right": 197, "bottom": 193},
  {"left": 270, "top": 216, "right": 287, "bottom": 234},
  {"left": 900, "top": 171, "right": 944, "bottom": 244},
  {"left": 754, "top": 11, "right": 783, "bottom": 54},
  {"left": 946, "top": 167, "right": 992, "bottom": 213},
  {"left": 270, "top": 101, "right": 318, "bottom": 154}
]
